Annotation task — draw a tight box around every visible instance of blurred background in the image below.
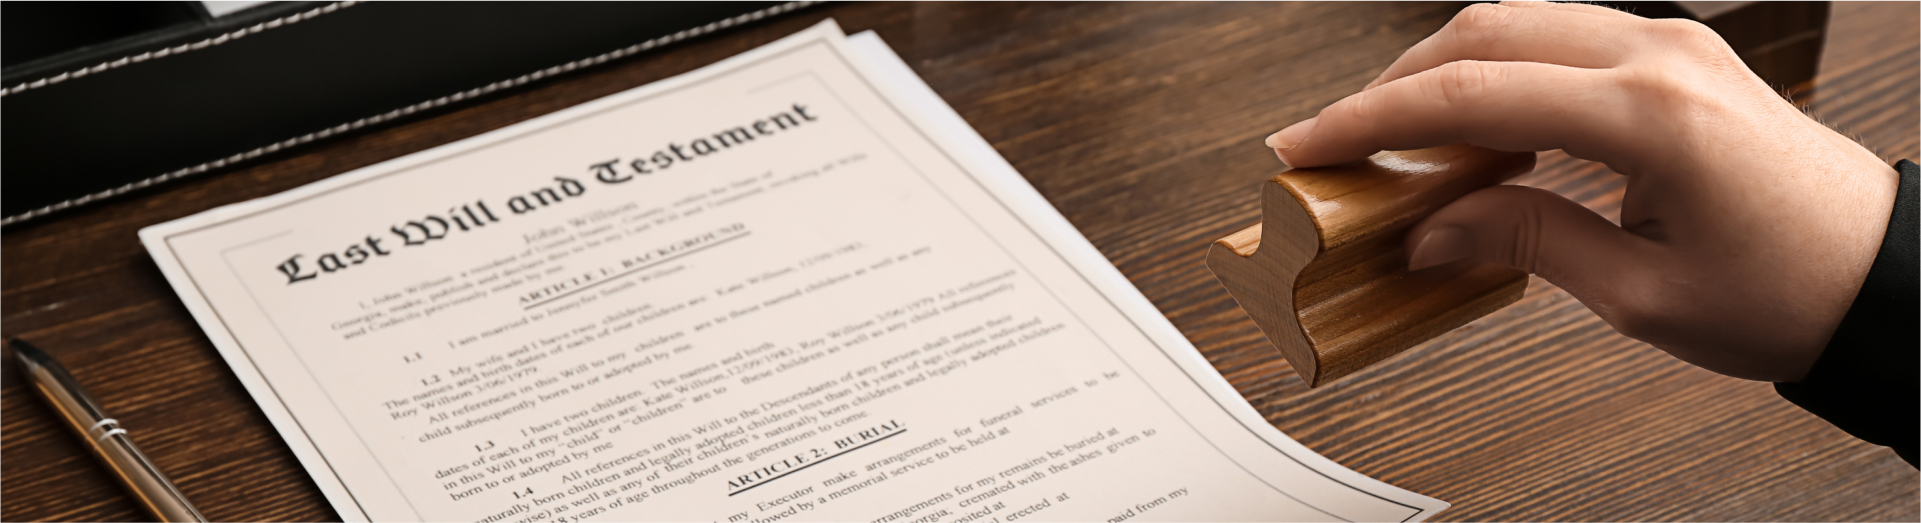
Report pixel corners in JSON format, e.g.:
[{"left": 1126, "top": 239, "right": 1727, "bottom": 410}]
[{"left": 0, "top": 1, "right": 1882, "bottom": 226}]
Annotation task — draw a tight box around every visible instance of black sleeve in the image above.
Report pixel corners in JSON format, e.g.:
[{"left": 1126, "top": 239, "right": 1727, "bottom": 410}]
[{"left": 1774, "top": 159, "right": 1918, "bottom": 467}]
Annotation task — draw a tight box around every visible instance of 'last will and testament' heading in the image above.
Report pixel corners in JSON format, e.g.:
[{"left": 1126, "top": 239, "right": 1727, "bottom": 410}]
[{"left": 274, "top": 103, "right": 822, "bottom": 285}]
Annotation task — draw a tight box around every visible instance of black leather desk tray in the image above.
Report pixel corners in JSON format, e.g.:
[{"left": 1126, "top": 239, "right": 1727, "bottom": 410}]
[{"left": 2, "top": 1, "right": 807, "bottom": 226}]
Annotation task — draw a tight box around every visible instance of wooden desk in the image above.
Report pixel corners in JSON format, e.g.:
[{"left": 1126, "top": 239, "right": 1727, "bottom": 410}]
[{"left": 4, "top": 2, "right": 1914, "bottom": 520}]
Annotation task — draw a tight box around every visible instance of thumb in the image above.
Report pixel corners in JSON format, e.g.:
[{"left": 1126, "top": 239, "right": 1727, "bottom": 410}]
[{"left": 1405, "top": 185, "right": 1661, "bottom": 310}]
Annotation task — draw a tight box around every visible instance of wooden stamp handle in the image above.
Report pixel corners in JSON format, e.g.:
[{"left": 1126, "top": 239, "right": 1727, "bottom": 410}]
[{"left": 1207, "top": 145, "right": 1535, "bottom": 387}]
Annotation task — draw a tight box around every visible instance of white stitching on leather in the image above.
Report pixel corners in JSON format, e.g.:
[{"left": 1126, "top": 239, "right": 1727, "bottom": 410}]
[
  {"left": 0, "top": 2, "right": 361, "bottom": 98},
  {"left": 0, "top": 1, "right": 817, "bottom": 227}
]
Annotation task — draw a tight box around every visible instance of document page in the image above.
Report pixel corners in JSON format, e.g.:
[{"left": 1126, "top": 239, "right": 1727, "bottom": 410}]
[{"left": 142, "top": 21, "right": 1445, "bottom": 522}]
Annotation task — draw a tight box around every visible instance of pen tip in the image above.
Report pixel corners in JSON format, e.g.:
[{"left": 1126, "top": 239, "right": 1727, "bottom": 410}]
[{"left": 10, "top": 338, "right": 46, "bottom": 364}]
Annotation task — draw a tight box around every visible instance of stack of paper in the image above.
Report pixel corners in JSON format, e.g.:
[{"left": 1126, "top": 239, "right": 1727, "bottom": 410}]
[{"left": 142, "top": 21, "right": 1444, "bottom": 522}]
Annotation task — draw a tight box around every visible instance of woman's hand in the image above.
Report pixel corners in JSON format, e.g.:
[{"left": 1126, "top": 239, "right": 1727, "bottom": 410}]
[{"left": 1266, "top": 1, "right": 1899, "bottom": 382}]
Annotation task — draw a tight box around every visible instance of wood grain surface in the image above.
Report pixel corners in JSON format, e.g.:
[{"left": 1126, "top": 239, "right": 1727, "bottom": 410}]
[{"left": 4, "top": 2, "right": 1915, "bottom": 521}]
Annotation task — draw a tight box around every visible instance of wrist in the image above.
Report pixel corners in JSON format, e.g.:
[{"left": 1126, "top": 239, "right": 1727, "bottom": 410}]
[{"left": 1787, "top": 156, "right": 1903, "bottom": 381}]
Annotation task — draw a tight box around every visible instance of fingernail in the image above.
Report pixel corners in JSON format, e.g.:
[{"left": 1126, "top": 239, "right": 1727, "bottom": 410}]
[
  {"left": 1264, "top": 117, "right": 1318, "bottom": 150},
  {"left": 1409, "top": 226, "right": 1474, "bottom": 271}
]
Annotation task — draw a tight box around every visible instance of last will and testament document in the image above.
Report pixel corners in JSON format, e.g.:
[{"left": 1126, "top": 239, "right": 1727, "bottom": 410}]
[{"left": 141, "top": 22, "right": 1445, "bottom": 522}]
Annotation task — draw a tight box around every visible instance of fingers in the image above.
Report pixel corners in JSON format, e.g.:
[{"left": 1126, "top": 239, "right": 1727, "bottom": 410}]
[
  {"left": 1501, "top": 0, "right": 1643, "bottom": 21},
  {"left": 1404, "top": 185, "right": 1664, "bottom": 326},
  {"left": 1271, "top": 61, "right": 1642, "bottom": 169},
  {"left": 1364, "top": 3, "right": 1641, "bottom": 90}
]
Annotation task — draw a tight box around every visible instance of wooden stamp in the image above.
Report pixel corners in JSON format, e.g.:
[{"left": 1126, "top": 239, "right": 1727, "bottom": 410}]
[{"left": 1207, "top": 145, "right": 1535, "bottom": 387}]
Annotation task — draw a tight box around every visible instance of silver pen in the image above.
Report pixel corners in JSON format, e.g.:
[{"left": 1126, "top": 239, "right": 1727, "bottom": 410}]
[{"left": 11, "top": 338, "right": 207, "bottom": 522}]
